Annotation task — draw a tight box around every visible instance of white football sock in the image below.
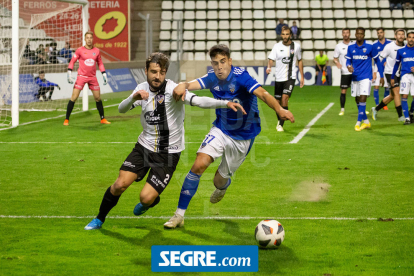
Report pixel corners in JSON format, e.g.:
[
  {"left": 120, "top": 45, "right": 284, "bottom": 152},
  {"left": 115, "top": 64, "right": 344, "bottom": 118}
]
[{"left": 176, "top": 208, "right": 186, "bottom": 217}]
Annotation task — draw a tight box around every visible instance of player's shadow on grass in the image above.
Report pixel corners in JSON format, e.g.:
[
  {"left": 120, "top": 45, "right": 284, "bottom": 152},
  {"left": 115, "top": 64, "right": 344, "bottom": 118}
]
[{"left": 369, "top": 127, "right": 406, "bottom": 136}]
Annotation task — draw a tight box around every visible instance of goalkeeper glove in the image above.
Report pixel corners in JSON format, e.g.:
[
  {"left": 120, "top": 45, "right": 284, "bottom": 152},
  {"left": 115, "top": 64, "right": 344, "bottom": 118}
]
[
  {"left": 102, "top": 72, "right": 107, "bottom": 85},
  {"left": 57, "top": 85, "right": 61, "bottom": 90},
  {"left": 67, "top": 70, "right": 74, "bottom": 84}
]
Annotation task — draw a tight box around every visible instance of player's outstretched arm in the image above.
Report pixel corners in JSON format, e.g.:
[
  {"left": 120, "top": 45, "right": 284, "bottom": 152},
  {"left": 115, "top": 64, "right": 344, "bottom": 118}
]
[
  {"left": 253, "top": 87, "right": 295, "bottom": 123},
  {"left": 184, "top": 92, "right": 246, "bottom": 114},
  {"left": 173, "top": 80, "right": 202, "bottom": 102},
  {"left": 118, "top": 90, "right": 149, "bottom": 113}
]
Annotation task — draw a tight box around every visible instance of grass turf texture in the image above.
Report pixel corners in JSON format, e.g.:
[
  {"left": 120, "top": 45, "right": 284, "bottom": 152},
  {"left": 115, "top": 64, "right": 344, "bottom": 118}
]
[{"left": 0, "top": 86, "right": 413, "bottom": 275}]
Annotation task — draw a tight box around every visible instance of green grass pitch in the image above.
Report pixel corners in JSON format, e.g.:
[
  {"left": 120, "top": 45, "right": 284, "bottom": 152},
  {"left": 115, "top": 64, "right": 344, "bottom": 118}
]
[{"left": 0, "top": 86, "right": 413, "bottom": 275}]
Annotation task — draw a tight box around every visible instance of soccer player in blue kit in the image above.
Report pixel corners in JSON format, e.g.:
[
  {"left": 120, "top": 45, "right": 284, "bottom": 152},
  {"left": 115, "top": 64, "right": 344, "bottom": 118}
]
[
  {"left": 163, "top": 45, "right": 295, "bottom": 228},
  {"left": 392, "top": 31, "right": 414, "bottom": 125},
  {"left": 346, "top": 27, "right": 384, "bottom": 131}
]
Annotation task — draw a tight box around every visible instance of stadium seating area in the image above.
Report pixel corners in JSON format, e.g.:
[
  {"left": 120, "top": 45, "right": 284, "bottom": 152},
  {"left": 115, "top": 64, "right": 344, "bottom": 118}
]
[
  {"left": 0, "top": 12, "right": 68, "bottom": 65},
  {"left": 159, "top": 0, "right": 414, "bottom": 61}
]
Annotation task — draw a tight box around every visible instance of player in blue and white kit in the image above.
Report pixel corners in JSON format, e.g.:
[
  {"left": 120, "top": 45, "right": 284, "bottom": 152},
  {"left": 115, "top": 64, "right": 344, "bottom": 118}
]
[
  {"left": 392, "top": 31, "right": 414, "bottom": 125},
  {"left": 372, "top": 28, "right": 391, "bottom": 108},
  {"left": 164, "top": 45, "right": 295, "bottom": 228},
  {"left": 346, "top": 27, "right": 384, "bottom": 131}
]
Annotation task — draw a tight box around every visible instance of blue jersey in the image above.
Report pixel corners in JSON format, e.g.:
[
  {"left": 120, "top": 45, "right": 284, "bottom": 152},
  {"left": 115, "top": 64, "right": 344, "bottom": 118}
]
[
  {"left": 197, "top": 66, "right": 261, "bottom": 140},
  {"left": 392, "top": 45, "right": 414, "bottom": 79},
  {"left": 346, "top": 40, "right": 383, "bottom": 81},
  {"left": 372, "top": 39, "right": 392, "bottom": 72},
  {"left": 34, "top": 77, "right": 58, "bottom": 88}
]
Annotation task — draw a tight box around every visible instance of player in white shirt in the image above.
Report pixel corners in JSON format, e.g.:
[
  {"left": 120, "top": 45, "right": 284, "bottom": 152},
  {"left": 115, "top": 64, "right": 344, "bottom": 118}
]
[
  {"left": 84, "top": 53, "right": 245, "bottom": 230},
  {"left": 266, "top": 26, "right": 304, "bottom": 132},
  {"left": 333, "top": 28, "right": 354, "bottom": 116},
  {"left": 372, "top": 29, "right": 406, "bottom": 121}
]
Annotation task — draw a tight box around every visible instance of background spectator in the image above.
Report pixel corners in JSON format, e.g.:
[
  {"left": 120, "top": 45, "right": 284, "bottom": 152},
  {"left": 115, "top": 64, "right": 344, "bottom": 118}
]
[
  {"left": 275, "top": 18, "right": 288, "bottom": 41},
  {"left": 59, "top": 42, "right": 72, "bottom": 63},
  {"left": 22, "top": 40, "right": 36, "bottom": 65},
  {"left": 291, "top": 21, "right": 301, "bottom": 39},
  {"left": 34, "top": 70, "right": 60, "bottom": 101},
  {"left": 402, "top": 0, "right": 413, "bottom": 9},
  {"left": 36, "top": 44, "right": 47, "bottom": 64},
  {"left": 390, "top": 0, "right": 403, "bottom": 10},
  {"left": 48, "top": 42, "right": 58, "bottom": 64}
]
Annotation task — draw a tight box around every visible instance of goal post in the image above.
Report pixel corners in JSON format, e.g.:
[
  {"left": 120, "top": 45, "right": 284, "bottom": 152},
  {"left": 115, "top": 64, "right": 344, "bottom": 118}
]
[{"left": 1, "top": 0, "right": 89, "bottom": 127}]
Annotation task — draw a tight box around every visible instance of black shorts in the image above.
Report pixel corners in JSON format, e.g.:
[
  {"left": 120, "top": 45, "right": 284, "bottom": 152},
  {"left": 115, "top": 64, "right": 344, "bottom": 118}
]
[
  {"left": 315, "top": 64, "right": 327, "bottom": 72},
  {"left": 340, "top": 74, "right": 352, "bottom": 89},
  {"left": 385, "top": 73, "right": 400, "bottom": 88},
  {"left": 274, "top": 79, "right": 295, "bottom": 99},
  {"left": 120, "top": 143, "right": 181, "bottom": 194}
]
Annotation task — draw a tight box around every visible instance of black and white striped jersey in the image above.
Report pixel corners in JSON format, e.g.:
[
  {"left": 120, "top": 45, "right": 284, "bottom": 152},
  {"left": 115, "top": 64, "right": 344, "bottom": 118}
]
[
  {"left": 122, "top": 79, "right": 229, "bottom": 154},
  {"left": 268, "top": 41, "right": 302, "bottom": 82}
]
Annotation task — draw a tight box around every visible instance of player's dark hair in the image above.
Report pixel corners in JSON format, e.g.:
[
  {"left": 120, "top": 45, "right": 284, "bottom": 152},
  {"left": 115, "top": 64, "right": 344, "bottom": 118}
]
[
  {"left": 395, "top": 28, "right": 405, "bottom": 35},
  {"left": 342, "top": 28, "right": 350, "bottom": 32},
  {"left": 407, "top": 31, "right": 414, "bottom": 37},
  {"left": 85, "top": 31, "right": 93, "bottom": 37},
  {"left": 39, "top": 70, "right": 45, "bottom": 74},
  {"left": 146, "top": 52, "right": 170, "bottom": 71},
  {"left": 356, "top": 27, "right": 365, "bottom": 34},
  {"left": 209, "top": 44, "right": 230, "bottom": 59},
  {"left": 376, "top": 27, "right": 385, "bottom": 32},
  {"left": 281, "top": 25, "right": 291, "bottom": 34}
]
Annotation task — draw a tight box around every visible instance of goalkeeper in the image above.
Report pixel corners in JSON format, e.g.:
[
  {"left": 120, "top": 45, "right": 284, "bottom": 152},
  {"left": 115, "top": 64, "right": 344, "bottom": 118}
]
[{"left": 64, "top": 31, "right": 110, "bottom": 126}]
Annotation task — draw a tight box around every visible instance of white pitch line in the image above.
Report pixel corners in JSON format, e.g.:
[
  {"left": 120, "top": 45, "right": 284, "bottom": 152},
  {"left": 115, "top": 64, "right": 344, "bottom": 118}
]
[
  {"left": 0, "top": 215, "right": 412, "bottom": 220},
  {"left": 0, "top": 141, "right": 281, "bottom": 145},
  {"left": 0, "top": 104, "right": 119, "bottom": 132},
  {"left": 289, "top": 102, "right": 334, "bottom": 144}
]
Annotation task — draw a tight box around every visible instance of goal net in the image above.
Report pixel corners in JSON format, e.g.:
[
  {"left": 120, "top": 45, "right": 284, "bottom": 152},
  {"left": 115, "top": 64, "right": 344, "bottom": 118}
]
[{"left": 0, "top": 0, "right": 87, "bottom": 127}]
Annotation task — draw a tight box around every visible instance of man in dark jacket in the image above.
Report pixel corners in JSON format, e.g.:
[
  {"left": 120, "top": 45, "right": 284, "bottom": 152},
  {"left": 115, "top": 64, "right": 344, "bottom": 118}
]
[{"left": 34, "top": 70, "right": 60, "bottom": 101}]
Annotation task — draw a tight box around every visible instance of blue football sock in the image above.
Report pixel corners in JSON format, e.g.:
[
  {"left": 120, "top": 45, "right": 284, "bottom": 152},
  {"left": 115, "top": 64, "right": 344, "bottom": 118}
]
[
  {"left": 384, "top": 88, "right": 390, "bottom": 98},
  {"left": 177, "top": 171, "right": 201, "bottom": 210},
  {"left": 373, "top": 89, "right": 379, "bottom": 105},
  {"left": 358, "top": 102, "right": 366, "bottom": 122},
  {"left": 410, "top": 99, "right": 414, "bottom": 113},
  {"left": 362, "top": 102, "right": 368, "bottom": 120},
  {"left": 402, "top": 98, "right": 409, "bottom": 118}
]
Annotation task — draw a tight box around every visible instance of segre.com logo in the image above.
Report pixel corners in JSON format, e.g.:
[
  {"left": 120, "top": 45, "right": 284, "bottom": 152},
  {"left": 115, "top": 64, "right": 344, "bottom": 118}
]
[{"left": 151, "top": 245, "right": 258, "bottom": 272}]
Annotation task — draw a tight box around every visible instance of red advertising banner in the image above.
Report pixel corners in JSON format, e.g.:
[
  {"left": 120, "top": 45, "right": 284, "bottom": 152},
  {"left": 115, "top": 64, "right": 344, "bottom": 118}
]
[{"left": 88, "top": 0, "right": 130, "bottom": 62}]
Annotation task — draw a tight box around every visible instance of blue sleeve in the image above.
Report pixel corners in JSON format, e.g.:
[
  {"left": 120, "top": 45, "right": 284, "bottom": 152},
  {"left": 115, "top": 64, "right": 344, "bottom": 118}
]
[
  {"left": 197, "top": 71, "right": 214, "bottom": 89},
  {"left": 345, "top": 46, "right": 352, "bottom": 67},
  {"left": 392, "top": 52, "right": 401, "bottom": 79},
  {"left": 240, "top": 71, "right": 261, "bottom": 94},
  {"left": 275, "top": 25, "right": 281, "bottom": 34},
  {"left": 373, "top": 54, "right": 384, "bottom": 78},
  {"left": 47, "top": 80, "right": 58, "bottom": 87},
  {"left": 35, "top": 78, "right": 48, "bottom": 87}
]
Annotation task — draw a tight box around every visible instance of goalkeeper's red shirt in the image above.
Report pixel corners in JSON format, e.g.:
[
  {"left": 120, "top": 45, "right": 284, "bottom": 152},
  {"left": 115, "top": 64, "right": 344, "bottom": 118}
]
[{"left": 68, "top": 46, "right": 105, "bottom": 77}]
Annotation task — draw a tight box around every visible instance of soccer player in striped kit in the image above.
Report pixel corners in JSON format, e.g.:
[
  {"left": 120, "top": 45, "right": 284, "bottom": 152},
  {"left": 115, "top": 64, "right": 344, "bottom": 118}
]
[
  {"left": 64, "top": 31, "right": 109, "bottom": 126},
  {"left": 266, "top": 26, "right": 304, "bottom": 132},
  {"left": 84, "top": 53, "right": 246, "bottom": 230}
]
